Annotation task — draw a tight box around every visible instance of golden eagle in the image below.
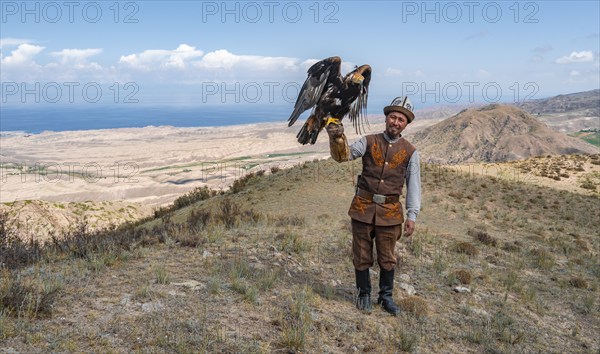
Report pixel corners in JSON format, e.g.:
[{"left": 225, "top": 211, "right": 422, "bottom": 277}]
[{"left": 287, "top": 56, "right": 372, "bottom": 145}]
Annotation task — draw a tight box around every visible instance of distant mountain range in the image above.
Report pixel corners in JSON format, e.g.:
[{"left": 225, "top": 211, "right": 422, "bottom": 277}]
[
  {"left": 517, "top": 89, "right": 599, "bottom": 116},
  {"left": 517, "top": 89, "right": 599, "bottom": 133}
]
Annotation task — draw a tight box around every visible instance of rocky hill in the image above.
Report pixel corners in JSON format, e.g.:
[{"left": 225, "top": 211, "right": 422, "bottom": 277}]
[
  {"left": 0, "top": 200, "right": 153, "bottom": 241},
  {"left": 411, "top": 104, "right": 598, "bottom": 163}
]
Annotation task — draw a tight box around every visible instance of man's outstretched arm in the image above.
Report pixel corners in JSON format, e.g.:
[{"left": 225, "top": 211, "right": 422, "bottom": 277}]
[{"left": 326, "top": 123, "right": 366, "bottom": 162}]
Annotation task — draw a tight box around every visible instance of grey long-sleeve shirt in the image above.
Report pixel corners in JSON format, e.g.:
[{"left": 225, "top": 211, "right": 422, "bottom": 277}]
[{"left": 348, "top": 132, "right": 421, "bottom": 222}]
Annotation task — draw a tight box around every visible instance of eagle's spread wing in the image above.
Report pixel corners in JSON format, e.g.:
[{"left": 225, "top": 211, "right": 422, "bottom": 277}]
[
  {"left": 347, "top": 65, "right": 372, "bottom": 135},
  {"left": 287, "top": 56, "right": 342, "bottom": 127}
]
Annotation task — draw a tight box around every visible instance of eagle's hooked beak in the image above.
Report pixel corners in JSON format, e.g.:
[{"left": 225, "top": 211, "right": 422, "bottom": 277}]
[{"left": 351, "top": 73, "right": 364, "bottom": 84}]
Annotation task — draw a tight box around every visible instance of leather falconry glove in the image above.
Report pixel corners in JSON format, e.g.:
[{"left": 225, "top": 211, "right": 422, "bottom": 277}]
[{"left": 326, "top": 119, "right": 350, "bottom": 162}]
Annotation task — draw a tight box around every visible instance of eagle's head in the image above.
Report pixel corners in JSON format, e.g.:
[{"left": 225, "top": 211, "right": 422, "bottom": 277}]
[{"left": 351, "top": 73, "right": 365, "bottom": 84}]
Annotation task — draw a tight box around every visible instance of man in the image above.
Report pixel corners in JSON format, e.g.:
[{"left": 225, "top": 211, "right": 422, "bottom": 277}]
[{"left": 326, "top": 96, "right": 421, "bottom": 315}]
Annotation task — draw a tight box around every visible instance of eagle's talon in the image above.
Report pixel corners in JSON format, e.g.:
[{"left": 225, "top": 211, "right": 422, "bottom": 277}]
[{"left": 326, "top": 117, "right": 342, "bottom": 126}]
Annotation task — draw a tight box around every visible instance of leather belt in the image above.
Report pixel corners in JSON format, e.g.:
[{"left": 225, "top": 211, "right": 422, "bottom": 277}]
[{"left": 356, "top": 188, "right": 399, "bottom": 204}]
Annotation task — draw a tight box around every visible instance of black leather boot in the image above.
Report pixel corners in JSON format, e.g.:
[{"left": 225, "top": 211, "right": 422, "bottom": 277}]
[
  {"left": 377, "top": 268, "right": 401, "bottom": 315},
  {"left": 355, "top": 269, "right": 372, "bottom": 313}
]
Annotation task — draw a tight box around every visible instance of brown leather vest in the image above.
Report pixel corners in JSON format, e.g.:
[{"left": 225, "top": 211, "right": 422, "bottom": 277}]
[{"left": 348, "top": 133, "right": 416, "bottom": 226}]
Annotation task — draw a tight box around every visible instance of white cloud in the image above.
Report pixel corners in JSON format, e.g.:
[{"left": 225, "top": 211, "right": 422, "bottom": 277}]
[
  {"left": 555, "top": 50, "right": 594, "bottom": 64},
  {"left": 478, "top": 69, "right": 491, "bottom": 77},
  {"left": 1, "top": 42, "right": 372, "bottom": 87},
  {"left": 51, "top": 48, "right": 102, "bottom": 65},
  {"left": 119, "top": 44, "right": 203, "bottom": 70},
  {"left": 570, "top": 70, "right": 580, "bottom": 76},
  {"left": 301, "top": 59, "right": 319, "bottom": 69},
  {"left": 195, "top": 49, "right": 298, "bottom": 72},
  {"left": 0, "top": 38, "right": 33, "bottom": 48},
  {"left": 384, "top": 68, "right": 422, "bottom": 77},
  {"left": 297, "top": 58, "right": 359, "bottom": 76},
  {"left": 1, "top": 43, "right": 45, "bottom": 66},
  {"left": 385, "top": 68, "right": 402, "bottom": 76}
]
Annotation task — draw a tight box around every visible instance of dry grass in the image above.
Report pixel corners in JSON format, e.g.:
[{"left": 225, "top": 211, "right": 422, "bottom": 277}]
[
  {"left": 453, "top": 242, "right": 479, "bottom": 256},
  {"left": 569, "top": 277, "right": 589, "bottom": 289},
  {"left": 529, "top": 248, "right": 555, "bottom": 270},
  {"left": 397, "top": 296, "right": 429, "bottom": 318},
  {"left": 468, "top": 228, "right": 498, "bottom": 247},
  {"left": 453, "top": 269, "right": 473, "bottom": 285},
  {"left": 1, "top": 158, "right": 599, "bottom": 353}
]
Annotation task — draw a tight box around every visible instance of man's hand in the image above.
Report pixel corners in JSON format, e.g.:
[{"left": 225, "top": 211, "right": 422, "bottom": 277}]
[
  {"left": 404, "top": 219, "right": 415, "bottom": 237},
  {"left": 326, "top": 122, "right": 344, "bottom": 139}
]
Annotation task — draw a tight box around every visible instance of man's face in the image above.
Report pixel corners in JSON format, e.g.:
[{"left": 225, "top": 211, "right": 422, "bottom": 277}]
[{"left": 385, "top": 111, "right": 409, "bottom": 138}]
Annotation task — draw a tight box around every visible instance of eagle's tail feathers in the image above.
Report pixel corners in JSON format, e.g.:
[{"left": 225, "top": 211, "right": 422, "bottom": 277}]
[
  {"left": 310, "top": 130, "right": 319, "bottom": 145},
  {"left": 296, "top": 122, "right": 310, "bottom": 145}
]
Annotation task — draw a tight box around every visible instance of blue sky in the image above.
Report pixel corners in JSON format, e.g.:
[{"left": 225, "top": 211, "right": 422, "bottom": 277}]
[{"left": 1, "top": 0, "right": 599, "bottom": 109}]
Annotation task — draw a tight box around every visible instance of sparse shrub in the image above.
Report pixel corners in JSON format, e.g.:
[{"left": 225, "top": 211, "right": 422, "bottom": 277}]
[
  {"left": 241, "top": 209, "right": 264, "bottom": 224},
  {"left": 187, "top": 209, "right": 212, "bottom": 229},
  {"left": 230, "top": 258, "right": 252, "bottom": 281},
  {"left": 580, "top": 179, "right": 596, "bottom": 191},
  {"left": 572, "top": 295, "right": 596, "bottom": 315},
  {"left": 270, "top": 166, "right": 281, "bottom": 174},
  {"left": 519, "top": 285, "right": 538, "bottom": 305},
  {"left": 0, "top": 211, "right": 43, "bottom": 269},
  {"left": 172, "top": 186, "right": 217, "bottom": 209},
  {"left": 280, "top": 286, "right": 313, "bottom": 351},
  {"left": 502, "top": 242, "right": 521, "bottom": 253},
  {"left": 448, "top": 191, "right": 463, "bottom": 200},
  {"left": 173, "top": 229, "right": 205, "bottom": 248},
  {"left": 279, "top": 231, "right": 311, "bottom": 255},
  {"left": 397, "top": 296, "right": 429, "bottom": 318},
  {"left": 502, "top": 270, "right": 520, "bottom": 292},
  {"left": 454, "top": 269, "right": 472, "bottom": 285},
  {"left": 230, "top": 277, "right": 258, "bottom": 304},
  {"left": 219, "top": 198, "right": 241, "bottom": 229},
  {"left": 207, "top": 277, "right": 221, "bottom": 295},
  {"left": 313, "top": 282, "right": 335, "bottom": 300},
  {"left": 492, "top": 310, "right": 526, "bottom": 345},
  {"left": 573, "top": 239, "right": 589, "bottom": 252},
  {"left": 275, "top": 215, "right": 305, "bottom": 227},
  {"left": 160, "top": 211, "right": 173, "bottom": 225},
  {"left": 454, "top": 242, "right": 479, "bottom": 256},
  {"left": 409, "top": 237, "right": 423, "bottom": 257},
  {"left": 256, "top": 269, "right": 280, "bottom": 292},
  {"left": 569, "top": 276, "right": 588, "bottom": 289},
  {"left": 242, "top": 284, "right": 259, "bottom": 304},
  {"left": 432, "top": 253, "right": 447, "bottom": 275},
  {"left": 468, "top": 229, "right": 497, "bottom": 247},
  {"left": 529, "top": 248, "right": 555, "bottom": 270},
  {"left": 155, "top": 266, "right": 170, "bottom": 284},
  {"left": 231, "top": 172, "right": 256, "bottom": 194},
  {"left": 390, "top": 326, "right": 419, "bottom": 353},
  {"left": 464, "top": 321, "right": 489, "bottom": 345},
  {"left": 0, "top": 277, "right": 60, "bottom": 319}
]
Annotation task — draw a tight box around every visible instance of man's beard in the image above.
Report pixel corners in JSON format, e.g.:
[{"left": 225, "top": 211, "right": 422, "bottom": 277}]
[{"left": 386, "top": 126, "right": 401, "bottom": 138}]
